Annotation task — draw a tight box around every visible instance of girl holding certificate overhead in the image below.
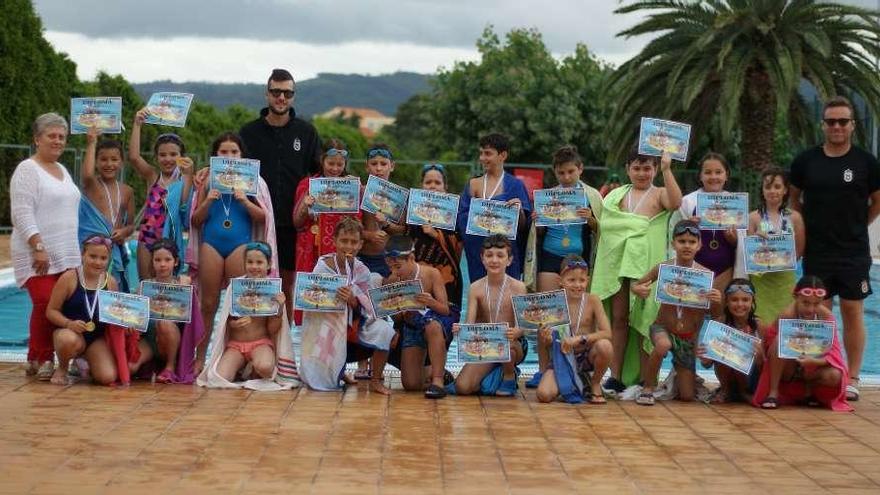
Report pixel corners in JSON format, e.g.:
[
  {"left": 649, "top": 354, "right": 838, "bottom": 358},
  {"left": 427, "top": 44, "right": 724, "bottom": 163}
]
[
  {"left": 753, "top": 276, "right": 851, "bottom": 411},
  {"left": 129, "top": 109, "right": 194, "bottom": 280},
  {"left": 746, "top": 168, "right": 805, "bottom": 323},
  {"left": 189, "top": 133, "right": 277, "bottom": 373}
]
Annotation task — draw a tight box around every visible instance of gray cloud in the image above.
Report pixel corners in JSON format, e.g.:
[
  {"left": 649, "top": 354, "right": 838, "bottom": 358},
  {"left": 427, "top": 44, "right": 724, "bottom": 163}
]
[{"left": 32, "top": 0, "right": 644, "bottom": 57}]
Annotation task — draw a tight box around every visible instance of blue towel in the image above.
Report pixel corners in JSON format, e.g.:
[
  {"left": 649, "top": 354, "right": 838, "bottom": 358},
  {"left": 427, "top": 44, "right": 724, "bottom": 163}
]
[
  {"left": 162, "top": 180, "right": 191, "bottom": 271},
  {"left": 79, "top": 195, "right": 129, "bottom": 291},
  {"left": 551, "top": 335, "right": 585, "bottom": 404}
]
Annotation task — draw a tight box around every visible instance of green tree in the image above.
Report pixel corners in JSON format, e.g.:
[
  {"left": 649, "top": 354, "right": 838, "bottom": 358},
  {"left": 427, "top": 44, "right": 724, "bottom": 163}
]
[
  {"left": 429, "top": 27, "right": 612, "bottom": 164},
  {"left": 607, "top": 0, "right": 880, "bottom": 170}
]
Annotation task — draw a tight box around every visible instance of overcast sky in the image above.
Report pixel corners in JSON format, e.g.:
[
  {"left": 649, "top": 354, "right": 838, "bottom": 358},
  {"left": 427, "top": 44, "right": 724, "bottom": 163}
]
[{"left": 32, "top": 0, "right": 879, "bottom": 83}]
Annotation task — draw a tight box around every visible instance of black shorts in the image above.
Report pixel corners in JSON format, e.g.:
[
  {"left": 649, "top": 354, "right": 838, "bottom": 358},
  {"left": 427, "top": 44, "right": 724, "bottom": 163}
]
[
  {"left": 537, "top": 250, "right": 566, "bottom": 273},
  {"left": 803, "top": 256, "right": 873, "bottom": 301},
  {"left": 275, "top": 225, "right": 296, "bottom": 270}
]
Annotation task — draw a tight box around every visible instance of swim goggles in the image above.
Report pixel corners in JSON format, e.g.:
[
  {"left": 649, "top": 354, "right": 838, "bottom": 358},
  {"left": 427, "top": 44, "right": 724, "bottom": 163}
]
[
  {"left": 725, "top": 283, "right": 754, "bottom": 295},
  {"left": 795, "top": 287, "right": 827, "bottom": 298},
  {"left": 423, "top": 162, "right": 445, "bottom": 173},
  {"left": 83, "top": 235, "right": 113, "bottom": 249},
  {"left": 673, "top": 223, "right": 701, "bottom": 237},
  {"left": 367, "top": 148, "right": 393, "bottom": 160},
  {"left": 560, "top": 259, "right": 590, "bottom": 272},
  {"left": 383, "top": 247, "right": 413, "bottom": 258},
  {"left": 481, "top": 236, "right": 510, "bottom": 250},
  {"left": 326, "top": 148, "right": 348, "bottom": 158}
]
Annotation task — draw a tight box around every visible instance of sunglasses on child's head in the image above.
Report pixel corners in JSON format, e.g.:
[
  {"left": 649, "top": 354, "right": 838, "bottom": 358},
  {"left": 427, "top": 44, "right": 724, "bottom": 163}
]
[
  {"left": 326, "top": 148, "right": 348, "bottom": 158},
  {"left": 83, "top": 235, "right": 113, "bottom": 249},
  {"left": 268, "top": 88, "right": 295, "bottom": 99},
  {"left": 795, "top": 287, "right": 827, "bottom": 298},
  {"left": 673, "top": 224, "right": 701, "bottom": 237},
  {"left": 366, "top": 148, "right": 393, "bottom": 160},
  {"left": 725, "top": 284, "right": 754, "bottom": 296}
]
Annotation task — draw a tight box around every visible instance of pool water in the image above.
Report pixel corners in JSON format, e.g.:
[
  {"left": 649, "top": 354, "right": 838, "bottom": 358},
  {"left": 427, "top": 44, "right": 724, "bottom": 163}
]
[{"left": 2, "top": 265, "right": 879, "bottom": 376}]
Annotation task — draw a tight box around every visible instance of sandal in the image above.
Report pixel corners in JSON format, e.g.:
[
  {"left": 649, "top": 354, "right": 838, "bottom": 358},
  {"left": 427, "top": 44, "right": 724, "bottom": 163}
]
[
  {"left": 424, "top": 384, "right": 447, "bottom": 399},
  {"left": 155, "top": 369, "right": 175, "bottom": 384},
  {"left": 443, "top": 369, "right": 455, "bottom": 386},
  {"left": 589, "top": 393, "right": 607, "bottom": 405},
  {"left": 846, "top": 383, "right": 860, "bottom": 402},
  {"left": 36, "top": 361, "right": 55, "bottom": 381},
  {"left": 761, "top": 396, "right": 779, "bottom": 409},
  {"left": 495, "top": 378, "right": 518, "bottom": 397},
  {"left": 636, "top": 392, "right": 655, "bottom": 406},
  {"left": 354, "top": 369, "right": 372, "bottom": 380},
  {"left": 603, "top": 376, "right": 626, "bottom": 394}
]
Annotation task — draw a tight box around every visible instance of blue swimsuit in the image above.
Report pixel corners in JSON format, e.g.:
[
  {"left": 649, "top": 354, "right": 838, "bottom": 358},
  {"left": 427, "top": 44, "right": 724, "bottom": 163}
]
[{"left": 203, "top": 196, "right": 252, "bottom": 258}]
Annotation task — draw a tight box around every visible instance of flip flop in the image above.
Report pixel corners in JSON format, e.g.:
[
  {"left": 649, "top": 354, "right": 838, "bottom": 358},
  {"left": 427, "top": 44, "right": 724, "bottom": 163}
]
[
  {"left": 495, "top": 378, "right": 518, "bottom": 397},
  {"left": 636, "top": 392, "right": 655, "bottom": 406},
  {"left": 846, "top": 384, "right": 860, "bottom": 402},
  {"left": 424, "top": 384, "right": 447, "bottom": 399},
  {"left": 589, "top": 393, "right": 607, "bottom": 405},
  {"left": 525, "top": 371, "right": 543, "bottom": 389},
  {"left": 155, "top": 369, "right": 175, "bottom": 384},
  {"left": 761, "top": 396, "right": 778, "bottom": 409}
]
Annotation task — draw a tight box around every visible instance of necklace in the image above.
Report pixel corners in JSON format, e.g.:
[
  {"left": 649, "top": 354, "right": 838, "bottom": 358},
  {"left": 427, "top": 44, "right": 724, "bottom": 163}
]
[
  {"left": 78, "top": 267, "right": 107, "bottom": 332},
  {"left": 674, "top": 259, "right": 695, "bottom": 332},
  {"left": 99, "top": 179, "right": 122, "bottom": 228},
  {"left": 626, "top": 185, "right": 653, "bottom": 213},
  {"left": 709, "top": 231, "right": 719, "bottom": 250},
  {"left": 482, "top": 173, "right": 505, "bottom": 199},
  {"left": 485, "top": 275, "right": 509, "bottom": 324},
  {"left": 220, "top": 194, "right": 233, "bottom": 229}
]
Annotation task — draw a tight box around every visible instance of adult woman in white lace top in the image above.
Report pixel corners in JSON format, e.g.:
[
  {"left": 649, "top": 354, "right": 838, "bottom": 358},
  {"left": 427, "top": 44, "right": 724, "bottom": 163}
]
[{"left": 10, "top": 113, "right": 82, "bottom": 379}]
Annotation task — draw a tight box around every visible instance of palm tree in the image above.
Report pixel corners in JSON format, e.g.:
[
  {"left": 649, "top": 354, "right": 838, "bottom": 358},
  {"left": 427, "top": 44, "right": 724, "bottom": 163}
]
[{"left": 606, "top": 0, "right": 880, "bottom": 170}]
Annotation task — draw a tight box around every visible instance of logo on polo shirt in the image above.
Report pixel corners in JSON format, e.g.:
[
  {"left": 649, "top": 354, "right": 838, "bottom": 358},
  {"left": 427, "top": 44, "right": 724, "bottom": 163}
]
[
  {"left": 844, "top": 168, "right": 853, "bottom": 183},
  {"left": 293, "top": 138, "right": 301, "bottom": 152}
]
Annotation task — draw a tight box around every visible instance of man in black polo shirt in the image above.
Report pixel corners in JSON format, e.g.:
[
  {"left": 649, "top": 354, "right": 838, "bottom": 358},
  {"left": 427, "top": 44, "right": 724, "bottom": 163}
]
[
  {"left": 240, "top": 69, "right": 321, "bottom": 319},
  {"left": 789, "top": 95, "right": 880, "bottom": 401}
]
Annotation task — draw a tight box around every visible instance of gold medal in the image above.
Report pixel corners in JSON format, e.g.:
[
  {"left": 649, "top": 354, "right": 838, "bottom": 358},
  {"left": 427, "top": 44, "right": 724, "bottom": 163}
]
[
  {"left": 310, "top": 224, "right": 320, "bottom": 235},
  {"left": 709, "top": 239, "right": 719, "bottom": 250},
  {"left": 562, "top": 237, "right": 571, "bottom": 247},
  {"left": 223, "top": 219, "right": 232, "bottom": 229},
  {"left": 85, "top": 321, "right": 95, "bottom": 332}
]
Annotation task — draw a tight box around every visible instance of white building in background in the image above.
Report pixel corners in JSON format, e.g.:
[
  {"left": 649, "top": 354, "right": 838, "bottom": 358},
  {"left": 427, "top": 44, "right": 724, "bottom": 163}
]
[{"left": 319, "top": 106, "right": 395, "bottom": 138}]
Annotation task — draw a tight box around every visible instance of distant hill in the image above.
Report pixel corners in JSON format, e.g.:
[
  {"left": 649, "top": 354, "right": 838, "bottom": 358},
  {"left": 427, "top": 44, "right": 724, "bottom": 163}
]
[{"left": 132, "top": 72, "right": 431, "bottom": 117}]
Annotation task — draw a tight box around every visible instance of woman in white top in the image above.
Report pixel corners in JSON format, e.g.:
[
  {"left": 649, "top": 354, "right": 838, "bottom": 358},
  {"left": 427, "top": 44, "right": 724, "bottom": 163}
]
[{"left": 10, "top": 113, "right": 82, "bottom": 380}]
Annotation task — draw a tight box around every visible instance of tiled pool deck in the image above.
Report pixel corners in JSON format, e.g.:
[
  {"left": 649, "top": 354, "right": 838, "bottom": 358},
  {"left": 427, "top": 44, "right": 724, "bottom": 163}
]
[{"left": 1, "top": 363, "right": 879, "bottom": 494}]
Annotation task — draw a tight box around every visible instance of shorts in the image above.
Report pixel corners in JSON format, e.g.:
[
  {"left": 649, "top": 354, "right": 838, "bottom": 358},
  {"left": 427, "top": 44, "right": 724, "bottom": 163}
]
[
  {"left": 537, "top": 250, "right": 566, "bottom": 274},
  {"left": 275, "top": 226, "right": 296, "bottom": 270},
  {"left": 226, "top": 338, "right": 274, "bottom": 361},
  {"left": 144, "top": 321, "right": 185, "bottom": 357},
  {"left": 650, "top": 325, "right": 696, "bottom": 371},
  {"left": 400, "top": 305, "right": 460, "bottom": 350},
  {"left": 803, "top": 256, "right": 872, "bottom": 301}
]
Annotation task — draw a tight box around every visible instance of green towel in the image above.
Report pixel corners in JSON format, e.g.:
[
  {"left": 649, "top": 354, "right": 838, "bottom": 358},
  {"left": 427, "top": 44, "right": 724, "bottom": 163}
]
[
  {"left": 750, "top": 271, "right": 796, "bottom": 324},
  {"left": 591, "top": 185, "right": 671, "bottom": 385}
]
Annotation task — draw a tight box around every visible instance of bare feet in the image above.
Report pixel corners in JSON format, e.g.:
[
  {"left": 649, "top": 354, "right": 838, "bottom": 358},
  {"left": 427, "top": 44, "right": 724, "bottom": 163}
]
[
  {"left": 370, "top": 378, "right": 391, "bottom": 395},
  {"left": 50, "top": 369, "right": 69, "bottom": 386}
]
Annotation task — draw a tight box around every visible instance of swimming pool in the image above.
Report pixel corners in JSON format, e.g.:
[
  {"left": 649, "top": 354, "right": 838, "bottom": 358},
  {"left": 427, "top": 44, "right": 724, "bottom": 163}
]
[{"left": 2, "top": 265, "right": 879, "bottom": 377}]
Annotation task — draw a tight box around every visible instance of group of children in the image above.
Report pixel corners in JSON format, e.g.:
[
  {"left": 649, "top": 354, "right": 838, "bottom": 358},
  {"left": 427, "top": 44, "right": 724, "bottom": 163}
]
[{"left": 43, "top": 119, "right": 852, "bottom": 411}]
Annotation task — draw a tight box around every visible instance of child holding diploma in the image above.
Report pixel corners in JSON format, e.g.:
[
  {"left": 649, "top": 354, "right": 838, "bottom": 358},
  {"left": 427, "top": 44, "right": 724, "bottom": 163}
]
[
  {"left": 535, "top": 255, "right": 612, "bottom": 404},
  {"left": 591, "top": 146, "right": 682, "bottom": 393},
  {"left": 299, "top": 218, "right": 396, "bottom": 394},
  {"left": 46, "top": 235, "right": 137, "bottom": 386},
  {"left": 631, "top": 220, "right": 721, "bottom": 405},
  {"left": 382, "top": 235, "right": 458, "bottom": 399},
  {"left": 450, "top": 234, "right": 528, "bottom": 397},
  {"left": 138, "top": 239, "right": 203, "bottom": 383},
  {"left": 78, "top": 127, "right": 135, "bottom": 291},
  {"left": 753, "top": 276, "right": 851, "bottom": 411},
  {"left": 129, "top": 109, "right": 194, "bottom": 280},
  {"left": 197, "top": 242, "right": 300, "bottom": 389},
  {"left": 698, "top": 278, "right": 764, "bottom": 403},
  {"left": 747, "top": 168, "right": 805, "bottom": 322}
]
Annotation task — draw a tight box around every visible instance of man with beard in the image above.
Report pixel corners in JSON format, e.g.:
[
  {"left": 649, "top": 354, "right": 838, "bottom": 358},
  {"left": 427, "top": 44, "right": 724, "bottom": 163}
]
[{"left": 240, "top": 68, "right": 322, "bottom": 319}]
